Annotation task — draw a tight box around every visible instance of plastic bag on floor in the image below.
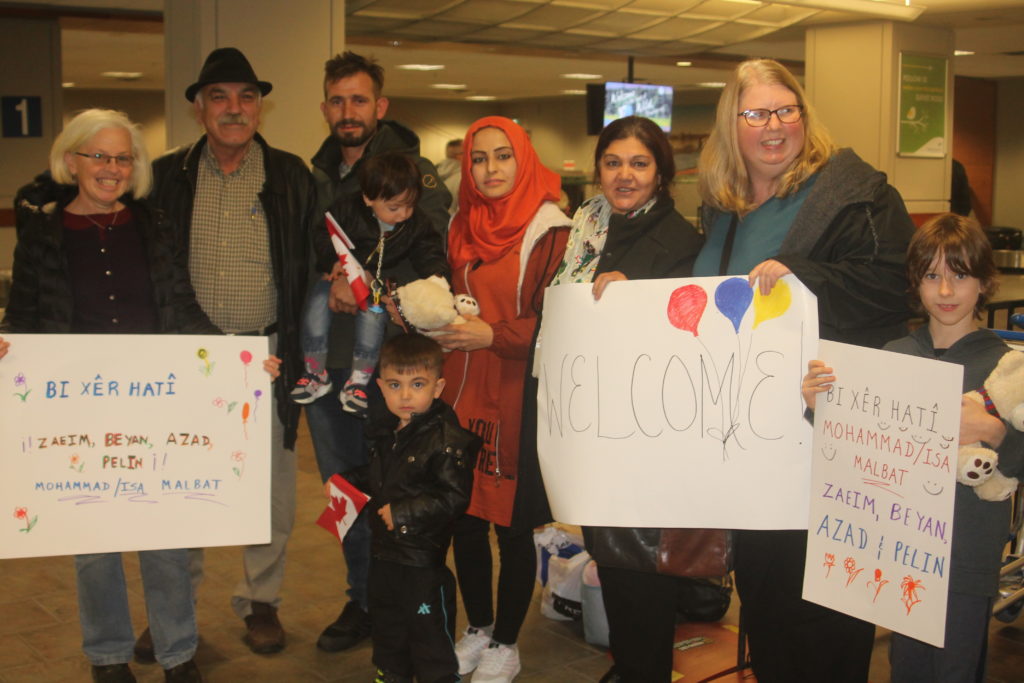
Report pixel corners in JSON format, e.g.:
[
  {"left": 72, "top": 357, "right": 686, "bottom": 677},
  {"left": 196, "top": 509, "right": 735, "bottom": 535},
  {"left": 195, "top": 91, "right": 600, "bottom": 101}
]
[{"left": 535, "top": 527, "right": 587, "bottom": 621}]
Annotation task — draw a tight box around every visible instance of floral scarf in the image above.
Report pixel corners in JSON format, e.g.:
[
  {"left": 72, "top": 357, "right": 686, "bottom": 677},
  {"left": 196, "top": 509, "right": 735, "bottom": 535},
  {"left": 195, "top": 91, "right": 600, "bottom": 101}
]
[{"left": 552, "top": 194, "right": 656, "bottom": 285}]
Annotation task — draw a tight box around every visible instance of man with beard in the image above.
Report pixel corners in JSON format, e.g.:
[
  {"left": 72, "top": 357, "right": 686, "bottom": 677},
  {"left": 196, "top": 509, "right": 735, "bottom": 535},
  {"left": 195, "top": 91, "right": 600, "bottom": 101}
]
[
  {"left": 306, "top": 50, "right": 452, "bottom": 654},
  {"left": 136, "top": 47, "right": 321, "bottom": 658}
]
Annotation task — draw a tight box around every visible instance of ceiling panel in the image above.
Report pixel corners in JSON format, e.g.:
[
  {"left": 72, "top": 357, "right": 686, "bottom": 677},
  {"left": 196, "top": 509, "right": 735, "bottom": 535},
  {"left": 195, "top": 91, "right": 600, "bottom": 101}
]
[{"left": 435, "top": 0, "right": 535, "bottom": 23}]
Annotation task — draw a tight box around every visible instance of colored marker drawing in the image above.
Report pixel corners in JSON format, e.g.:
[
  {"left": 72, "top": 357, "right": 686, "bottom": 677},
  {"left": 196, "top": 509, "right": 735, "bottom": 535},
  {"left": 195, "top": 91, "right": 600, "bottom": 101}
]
[
  {"left": 239, "top": 350, "right": 252, "bottom": 387},
  {"left": 843, "top": 556, "right": 865, "bottom": 588},
  {"left": 13, "top": 372, "right": 31, "bottom": 402},
  {"left": 231, "top": 451, "right": 246, "bottom": 478},
  {"left": 900, "top": 575, "right": 925, "bottom": 614},
  {"left": 867, "top": 568, "right": 890, "bottom": 603},
  {"left": 13, "top": 506, "right": 38, "bottom": 533},
  {"left": 823, "top": 552, "right": 836, "bottom": 578},
  {"left": 196, "top": 348, "right": 215, "bottom": 376},
  {"left": 68, "top": 454, "right": 84, "bottom": 472}
]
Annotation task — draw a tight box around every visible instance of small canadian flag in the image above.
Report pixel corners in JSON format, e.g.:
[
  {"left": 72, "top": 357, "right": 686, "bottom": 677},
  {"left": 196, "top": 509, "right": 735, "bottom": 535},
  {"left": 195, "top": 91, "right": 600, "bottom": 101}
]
[{"left": 316, "top": 474, "right": 370, "bottom": 546}]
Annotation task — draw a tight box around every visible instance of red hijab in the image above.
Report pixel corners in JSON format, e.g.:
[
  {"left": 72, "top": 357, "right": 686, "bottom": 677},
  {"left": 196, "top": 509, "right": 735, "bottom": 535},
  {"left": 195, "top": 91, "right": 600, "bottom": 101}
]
[{"left": 448, "top": 116, "right": 561, "bottom": 270}]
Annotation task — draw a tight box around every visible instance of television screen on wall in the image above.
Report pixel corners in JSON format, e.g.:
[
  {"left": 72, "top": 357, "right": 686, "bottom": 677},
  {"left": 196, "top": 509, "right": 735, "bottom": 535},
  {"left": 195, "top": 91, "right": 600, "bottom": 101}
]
[{"left": 603, "top": 82, "right": 674, "bottom": 132}]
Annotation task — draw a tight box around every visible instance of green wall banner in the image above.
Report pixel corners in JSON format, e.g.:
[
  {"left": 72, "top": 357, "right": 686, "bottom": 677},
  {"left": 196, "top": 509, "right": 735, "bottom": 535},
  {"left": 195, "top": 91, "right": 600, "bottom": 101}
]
[{"left": 898, "top": 54, "right": 947, "bottom": 158}]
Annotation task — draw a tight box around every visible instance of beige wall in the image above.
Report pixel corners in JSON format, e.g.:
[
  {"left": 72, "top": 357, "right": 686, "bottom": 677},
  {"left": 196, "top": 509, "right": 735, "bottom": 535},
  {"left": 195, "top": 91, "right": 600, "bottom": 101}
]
[
  {"left": 994, "top": 77, "right": 1024, "bottom": 228},
  {"left": 0, "top": 17, "right": 62, "bottom": 213},
  {"left": 63, "top": 89, "right": 167, "bottom": 162}
]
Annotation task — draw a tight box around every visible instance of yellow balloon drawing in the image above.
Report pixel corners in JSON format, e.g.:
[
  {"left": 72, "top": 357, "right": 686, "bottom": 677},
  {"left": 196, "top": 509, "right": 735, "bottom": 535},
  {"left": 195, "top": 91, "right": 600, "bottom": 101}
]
[{"left": 753, "top": 279, "right": 791, "bottom": 328}]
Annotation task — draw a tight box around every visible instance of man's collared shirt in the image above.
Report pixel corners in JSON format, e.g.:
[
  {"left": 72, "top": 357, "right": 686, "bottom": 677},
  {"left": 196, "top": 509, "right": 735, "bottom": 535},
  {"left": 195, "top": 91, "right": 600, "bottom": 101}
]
[{"left": 189, "top": 142, "right": 276, "bottom": 333}]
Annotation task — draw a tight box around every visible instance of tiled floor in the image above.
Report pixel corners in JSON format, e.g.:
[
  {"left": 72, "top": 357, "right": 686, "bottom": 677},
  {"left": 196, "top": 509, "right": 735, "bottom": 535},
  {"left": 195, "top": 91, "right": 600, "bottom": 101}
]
[{"left": 1, "top": 416, "right": 1022, "bottom": 682}]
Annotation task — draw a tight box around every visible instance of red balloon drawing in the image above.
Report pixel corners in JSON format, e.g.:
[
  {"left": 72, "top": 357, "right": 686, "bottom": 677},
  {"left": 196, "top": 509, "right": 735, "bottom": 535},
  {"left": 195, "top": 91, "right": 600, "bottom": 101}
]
[
  {"left": 667, "top": 285, "right": 708, "bottom": 336},
  {"left": 239, "top": 350, "right": 252, "bottom": 365}
]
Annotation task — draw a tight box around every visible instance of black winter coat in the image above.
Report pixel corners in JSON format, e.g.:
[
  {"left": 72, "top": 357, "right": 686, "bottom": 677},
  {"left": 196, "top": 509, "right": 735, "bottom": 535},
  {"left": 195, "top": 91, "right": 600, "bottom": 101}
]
[
  {"left": 2, "top": 173, "right": 218, "bottom": 336},
  {"left": 350, "top": 399, "right": 481, "bottom": 567},
  {"left": 149, "top": 134, "right": 320, "bottom": 448},
  {"left": 701, "top": 148, "right": 915, "bottom": 350},
  {"left": 595, "top": 196, "right": 703, "bottom": 280},
  {"left": 327, "top": 191, "right": 449, "bottom": 285}
]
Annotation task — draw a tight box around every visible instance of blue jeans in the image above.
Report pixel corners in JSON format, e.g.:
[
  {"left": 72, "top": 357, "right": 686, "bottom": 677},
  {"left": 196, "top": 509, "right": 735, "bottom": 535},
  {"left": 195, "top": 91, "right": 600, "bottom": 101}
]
[
  {"left": 352, "top": 306, "right": 388, "bottom": 384},
  {"left": 300, "top": 278, "right": 332, "bottom": 375},
  {"left": 75, "top": 549, "right": 197, "bottom": 669},
  {"left": 301, "top": 280, "right": 387, "bottom": 384},
  {"left": 304, "top": 367, "right": 378, "bottom": 610}
]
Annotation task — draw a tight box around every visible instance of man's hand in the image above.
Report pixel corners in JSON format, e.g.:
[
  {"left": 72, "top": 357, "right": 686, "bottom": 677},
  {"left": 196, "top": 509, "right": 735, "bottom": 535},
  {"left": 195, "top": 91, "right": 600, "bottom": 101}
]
[{"left": 329, "top": 277, "right": 358, "bottom": 314}]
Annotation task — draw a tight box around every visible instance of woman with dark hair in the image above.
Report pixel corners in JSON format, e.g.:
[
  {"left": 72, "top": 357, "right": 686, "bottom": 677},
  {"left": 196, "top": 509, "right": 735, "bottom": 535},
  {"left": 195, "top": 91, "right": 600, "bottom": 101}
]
[
  {"left": 438, "top": 116, "right": 570, "bottom": 683},
  {"left": 551, "top": 116, "right": 703, "bottom": 683},
  {"left": 696, "top": 58, "right": 915, "bottom": 682}
]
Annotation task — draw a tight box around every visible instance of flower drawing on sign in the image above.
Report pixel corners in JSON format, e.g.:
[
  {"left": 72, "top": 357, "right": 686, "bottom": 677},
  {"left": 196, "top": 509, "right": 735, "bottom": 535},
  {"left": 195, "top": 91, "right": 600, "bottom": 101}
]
[
  {"left": 69, "top": 453, "right": 84, "bottom": 472},
  {"left": 900, "top": 575, "right": 925, "bottom": 614},
  {"left": 13, "top": 372, "right": 31, "bottom": 402},
  {"left": 867, "top": 568, "right": 889, "bottom": 603},
  {"left": 843, "top": 556, "right": 865, "bottom": 588},
  {"left": 197, "top": 348, "right": 215, "bottom": 376},
  {"left": 13, "top": 506, "right": 37, "bottom": 533},
  {"left": 231, "top": 451, "right": 246, "bottom": 478},
  {"left": 823, "top": 552, "right": 836, "bottom": 578}
]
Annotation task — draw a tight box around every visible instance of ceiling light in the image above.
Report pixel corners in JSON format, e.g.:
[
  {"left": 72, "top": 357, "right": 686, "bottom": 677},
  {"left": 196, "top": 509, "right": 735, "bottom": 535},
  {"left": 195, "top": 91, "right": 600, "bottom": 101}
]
[
  {"left": 397, "top": 64, "right": 445, "bottom": 71},
  {"left": 954, "top": 50, "right": 975, "bottom": 56},
  {"left": 676, "top": 61, "right": 693, "bottom": 67},
  {"left": 101, "top": 71, "right": 144, "bottom": 81},
  {"left": 562, "top": 89, "right": 586, "bottom": 95},
  {"left": 767, "top": 0, "right": 923, "bottom": 20},
  {"left": 561, "top": 73, "right": 603, "bottom": 80},
  {"left": 430, "top": 83, "right": 467, "bottom": 90},
  {"left": 466, "top": 95, "right": 496, "bottom": 101},
  {"left": 62, "top": 82, "right": 75, "bottom": 88},
  {"left": 698, "top": 82, "right": 727, "bottom": 88}
]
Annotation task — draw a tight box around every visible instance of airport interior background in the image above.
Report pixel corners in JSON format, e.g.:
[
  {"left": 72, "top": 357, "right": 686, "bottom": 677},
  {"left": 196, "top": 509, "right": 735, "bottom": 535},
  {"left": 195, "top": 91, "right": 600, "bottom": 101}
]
[{"left": 2, "top": 0, "right": 1024, "bottom": 681}]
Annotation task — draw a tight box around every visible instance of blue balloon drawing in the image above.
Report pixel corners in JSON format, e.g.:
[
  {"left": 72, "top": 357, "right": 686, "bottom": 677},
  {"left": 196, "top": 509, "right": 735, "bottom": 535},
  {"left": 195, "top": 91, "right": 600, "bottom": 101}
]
[{"left": 715, "top": 277, "right": 753, "bottom": 333}]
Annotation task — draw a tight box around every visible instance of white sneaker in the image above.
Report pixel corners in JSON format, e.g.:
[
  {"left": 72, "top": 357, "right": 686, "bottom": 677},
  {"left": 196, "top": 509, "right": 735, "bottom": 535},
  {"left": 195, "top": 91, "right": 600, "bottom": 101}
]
[
  {"left": 455, "top": 626, "right": 493, "bottom": 675},
  {"left": 472, "top": 642, "right": 521, "bottom": 683}
]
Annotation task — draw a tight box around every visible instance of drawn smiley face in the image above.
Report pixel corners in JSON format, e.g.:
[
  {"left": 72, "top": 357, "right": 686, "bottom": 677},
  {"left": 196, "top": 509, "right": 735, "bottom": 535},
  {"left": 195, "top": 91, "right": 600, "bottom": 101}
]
[
  {"left": 876, "top": 421, "right": 891, "bottom": 431},
  {"left": 938, "top": 434, "right": 955, "bottom": 450},
  {"left": 820, "top": 443, "right": 837, "bottom": 461},
  {"left": 922, "top": 480, "right": 945, "bottom": 496}
]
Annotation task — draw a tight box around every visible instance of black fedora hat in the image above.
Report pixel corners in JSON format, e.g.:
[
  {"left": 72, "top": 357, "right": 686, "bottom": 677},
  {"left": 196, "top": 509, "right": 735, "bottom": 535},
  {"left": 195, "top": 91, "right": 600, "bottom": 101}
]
[{"left": 185, "top": 47, "right": 273, "bottom": 102}]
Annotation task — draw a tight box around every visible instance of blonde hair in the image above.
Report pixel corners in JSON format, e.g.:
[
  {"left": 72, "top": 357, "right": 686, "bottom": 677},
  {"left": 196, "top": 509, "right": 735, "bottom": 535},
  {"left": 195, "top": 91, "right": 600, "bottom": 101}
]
[
  {"left": 698, "top": 59, "right": 836, "bottom": 215},
  {"left": 50, "top": 109, "right": 152, "bottom": 198}
]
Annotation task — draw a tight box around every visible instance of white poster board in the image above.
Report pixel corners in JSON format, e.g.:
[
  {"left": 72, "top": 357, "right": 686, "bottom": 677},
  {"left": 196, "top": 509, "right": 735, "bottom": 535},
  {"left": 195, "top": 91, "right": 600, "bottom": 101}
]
[
  {"left": 536, "top": 275, "right": 818, "bottom": 529},
  {"left": 802, "top": 340, "right": 960, "bottom": 647},
  {"left": 1, "top": 334, "right": 272, "bottom": 559}
]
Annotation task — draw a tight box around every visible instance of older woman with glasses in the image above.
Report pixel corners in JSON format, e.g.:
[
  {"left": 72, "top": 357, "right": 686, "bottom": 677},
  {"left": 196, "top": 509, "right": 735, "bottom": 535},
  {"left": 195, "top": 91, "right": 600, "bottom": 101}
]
[
  {"left": 0, "top": 108, "right": 225, "bottom": 683},
  {"left": 695, "top": 60, "right": 915, "bottom": 682}
]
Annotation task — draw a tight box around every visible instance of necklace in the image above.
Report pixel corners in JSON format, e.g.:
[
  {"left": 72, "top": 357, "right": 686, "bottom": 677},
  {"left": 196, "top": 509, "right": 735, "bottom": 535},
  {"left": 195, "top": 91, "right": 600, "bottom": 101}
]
[{"left": 81, "top": 208, "right": 122, "bottom": 231}]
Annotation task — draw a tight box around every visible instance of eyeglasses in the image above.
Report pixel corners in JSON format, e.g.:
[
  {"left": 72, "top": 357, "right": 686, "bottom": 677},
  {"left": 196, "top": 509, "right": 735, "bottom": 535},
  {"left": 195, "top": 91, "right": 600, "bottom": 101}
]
[
  {"left": 737, "top": 105, "right": 804, "bottom": 127},
  {"left": 75, "top": 151, "right": 135, "bottom": 167}
]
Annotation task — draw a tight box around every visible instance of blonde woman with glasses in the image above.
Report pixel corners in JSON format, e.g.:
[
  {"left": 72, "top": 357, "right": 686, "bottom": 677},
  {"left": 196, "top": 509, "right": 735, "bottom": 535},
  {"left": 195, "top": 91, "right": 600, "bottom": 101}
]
[{"left": 694, "top": 59, "right": 916, "bottom": 683}]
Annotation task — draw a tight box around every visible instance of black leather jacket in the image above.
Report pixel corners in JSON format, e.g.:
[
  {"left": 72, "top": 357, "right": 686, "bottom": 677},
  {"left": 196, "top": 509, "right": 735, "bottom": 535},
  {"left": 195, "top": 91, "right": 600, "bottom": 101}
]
[
  {"left": 327, "top": 191, "right": 449, "bottom": 284},
  {"left": 150, "top": 134, "right": 322, "bottom": 448},
  {"left": 2, "top": 173, "right": 218, "bottom": 337},
  {"left": 350, "top": 399, "right": 480, "bottom": 567}
]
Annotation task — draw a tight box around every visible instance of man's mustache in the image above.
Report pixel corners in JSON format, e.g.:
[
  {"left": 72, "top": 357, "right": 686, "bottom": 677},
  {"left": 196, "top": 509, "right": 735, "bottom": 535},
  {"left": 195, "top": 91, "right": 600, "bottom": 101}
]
[
  {"left": 218, "top": 113, "right": 251, "bottom": 126},
  {"left": 334, "top": 119, "right": 367, "bottom": 133}
]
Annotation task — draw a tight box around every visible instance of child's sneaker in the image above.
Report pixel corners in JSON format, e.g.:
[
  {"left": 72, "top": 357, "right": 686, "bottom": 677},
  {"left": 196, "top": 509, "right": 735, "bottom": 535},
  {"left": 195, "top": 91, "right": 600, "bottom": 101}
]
[
  {"left": 289, "top": 371, "right": 332, "bottom": 405},
  {"left": 339, "top": 382, "right": 369, "bottom": 418},
  {"left": 455, "top": 625, "right": 493, "bottom": 675},
  {"left": 472, "top": 642, "right": 521, "bottom": 682},
  {"left": 373, "top": 668, "right": 412, "bottom": 683}
]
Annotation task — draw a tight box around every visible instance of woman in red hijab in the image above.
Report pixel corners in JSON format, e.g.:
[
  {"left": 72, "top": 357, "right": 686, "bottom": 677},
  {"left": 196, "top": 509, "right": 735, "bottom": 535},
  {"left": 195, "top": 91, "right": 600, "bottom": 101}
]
[{"left": 439, "top": 117, "right": 570, "bottom": 682}]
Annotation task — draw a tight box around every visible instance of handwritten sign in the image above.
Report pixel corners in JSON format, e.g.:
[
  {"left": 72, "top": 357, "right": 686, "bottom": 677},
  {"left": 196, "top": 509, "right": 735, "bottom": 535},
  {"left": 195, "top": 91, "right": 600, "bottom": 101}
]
[
  {"left": 536, "top": 275, "right": 818, "bottom": 529},
  {"left": 802, "top": 340, "right": 960, "bottom": 647},
  {"left": 1, "top": 334, "right": 272, "bottom": 559}
]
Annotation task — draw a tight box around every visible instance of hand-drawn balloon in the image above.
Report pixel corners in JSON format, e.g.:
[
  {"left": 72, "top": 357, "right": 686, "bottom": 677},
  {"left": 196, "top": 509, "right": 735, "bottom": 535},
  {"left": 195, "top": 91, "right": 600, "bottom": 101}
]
[
  {"left": 753, "top": 279, "right": 792, "bottom": 328},
  {"left": 240, "top": 350, "right": 253, "bottom": 365},
  {"left": 666, "top": 285, "right": 707, "bottom": 336},
  {"left": 714, "top": 277, "right": 753, "bottom": 333}
]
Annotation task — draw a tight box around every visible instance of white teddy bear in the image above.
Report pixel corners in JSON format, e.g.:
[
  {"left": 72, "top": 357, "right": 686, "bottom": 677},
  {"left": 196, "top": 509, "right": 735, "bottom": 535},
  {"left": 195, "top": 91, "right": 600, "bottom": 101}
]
[
  {"left": 392, "top": 275, "right": 480, "bottom": 339},
  {"left": 959, "top": 350, "right": 1024, "bottom": 501}
]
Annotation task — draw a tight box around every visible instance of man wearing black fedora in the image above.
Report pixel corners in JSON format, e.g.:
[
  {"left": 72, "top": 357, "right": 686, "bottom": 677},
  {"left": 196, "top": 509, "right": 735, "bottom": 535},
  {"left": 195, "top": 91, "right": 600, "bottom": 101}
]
[{"left": 139, "top": 46, "right": 325, "bottom": 657}]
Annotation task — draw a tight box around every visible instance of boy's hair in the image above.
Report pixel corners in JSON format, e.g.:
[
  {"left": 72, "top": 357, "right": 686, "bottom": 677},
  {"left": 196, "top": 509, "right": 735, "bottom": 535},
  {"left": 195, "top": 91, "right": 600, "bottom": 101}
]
[
  {"left": 323, "top": 51, "right": 384, "bottom": 98},
  {"left": 379, "top": 333, "right": 444, "bottom": 377},
  {"left": 907, "top": 212, "right": 998, "bottom": 317},
  {"left": 358, "top": 152, "right": 422, "bottom": 204}
]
